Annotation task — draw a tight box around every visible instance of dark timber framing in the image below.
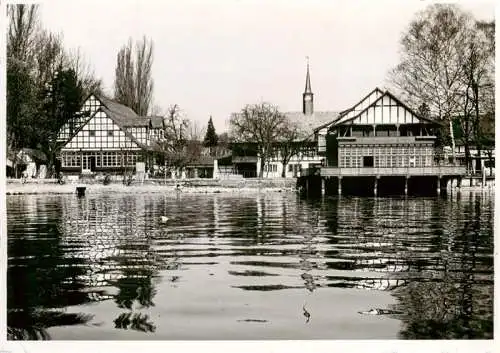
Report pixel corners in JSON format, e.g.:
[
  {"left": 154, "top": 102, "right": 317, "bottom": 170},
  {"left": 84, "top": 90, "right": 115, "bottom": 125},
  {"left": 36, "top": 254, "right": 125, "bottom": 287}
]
[{"left": 301, "top": 88, "right": 466, "bottom": 197}]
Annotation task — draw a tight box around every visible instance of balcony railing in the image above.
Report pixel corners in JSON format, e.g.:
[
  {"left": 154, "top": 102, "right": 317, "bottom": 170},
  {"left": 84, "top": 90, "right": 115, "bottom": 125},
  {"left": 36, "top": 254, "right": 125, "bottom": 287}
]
[{"left": 319, "top": 165, "right": 466, "bottom": 177}]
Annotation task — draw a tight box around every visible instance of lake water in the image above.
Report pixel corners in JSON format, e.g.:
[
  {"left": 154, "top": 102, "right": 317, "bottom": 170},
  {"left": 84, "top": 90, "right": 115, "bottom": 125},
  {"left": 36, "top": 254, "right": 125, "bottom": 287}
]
[{"left": 7, "top": 191, "right": 494, "bottom": 340}]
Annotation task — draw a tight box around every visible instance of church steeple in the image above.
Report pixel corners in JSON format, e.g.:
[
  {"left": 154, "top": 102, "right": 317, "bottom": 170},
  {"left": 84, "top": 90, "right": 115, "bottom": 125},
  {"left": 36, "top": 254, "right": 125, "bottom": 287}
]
[{"left": 303, "top": 57, "right": 314, "bottom": 115}]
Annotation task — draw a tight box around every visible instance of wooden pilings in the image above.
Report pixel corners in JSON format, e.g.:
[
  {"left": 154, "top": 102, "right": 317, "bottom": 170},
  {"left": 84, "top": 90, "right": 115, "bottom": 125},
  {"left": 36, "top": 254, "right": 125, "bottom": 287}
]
[{"left": 300, "top": 173, "right": 462, "bottom": 197}]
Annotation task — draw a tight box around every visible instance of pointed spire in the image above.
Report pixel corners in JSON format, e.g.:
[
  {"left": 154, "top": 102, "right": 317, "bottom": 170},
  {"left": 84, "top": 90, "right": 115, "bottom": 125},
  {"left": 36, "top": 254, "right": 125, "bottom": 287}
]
[{"left": 305, "top": 56, "right": 312, "bottom": 93}]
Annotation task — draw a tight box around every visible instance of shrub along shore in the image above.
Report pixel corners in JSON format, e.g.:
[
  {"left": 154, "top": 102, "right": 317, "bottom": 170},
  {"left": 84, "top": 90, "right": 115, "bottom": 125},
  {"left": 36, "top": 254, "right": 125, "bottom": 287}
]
[{"left": 5, "top": 178, "right": 299, "bottom": 195}]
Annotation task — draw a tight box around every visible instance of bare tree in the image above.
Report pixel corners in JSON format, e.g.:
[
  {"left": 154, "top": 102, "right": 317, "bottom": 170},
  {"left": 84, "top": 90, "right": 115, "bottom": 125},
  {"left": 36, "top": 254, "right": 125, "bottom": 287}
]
[
  {"left": 32, "top": 30, "right": 66, "bottom": 88},
  {"left": 188, "top": 120, "right": 206, "bottom": 142},
  {"left": 230, "top": 102, "right": 287, "bottom": 177},
  {"left": 456, "top": 22, "right": 494, "bottom": 172},
  {"left": 389, "top": 4, "right": 475, "bottom": 162},
  {"left": 135, "top": 36, "right": 154, "bottom": 116},
  {"left": 7, "top": 4, "right": 39, "bottom": 63},
  {"left": 114, "top": 36, "right": 154, "bottom": 116},
  {"left": 67, "top": 47, "right": 103, "bottom": 96},
  {"left": 274, "top": 120, "right": 306, "bottom": 178},
  {"left": 154, "top": 105, "right": 201, "bottom": 174}
]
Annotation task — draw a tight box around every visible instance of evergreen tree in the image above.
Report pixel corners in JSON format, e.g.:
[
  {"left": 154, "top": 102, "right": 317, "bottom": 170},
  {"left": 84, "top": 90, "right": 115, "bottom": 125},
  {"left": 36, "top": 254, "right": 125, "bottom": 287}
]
[
  {"left": 39, "top": 66, "right": 84, "bottom": 172},
  {"left": 203, "top": 116, "right": 218, "bottom": 148}
]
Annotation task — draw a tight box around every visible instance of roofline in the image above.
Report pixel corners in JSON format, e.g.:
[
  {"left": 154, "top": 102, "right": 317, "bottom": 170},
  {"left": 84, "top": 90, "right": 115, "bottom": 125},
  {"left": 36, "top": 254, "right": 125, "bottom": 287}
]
[
  {"left": 380, "top": 91, "right": 440, "bottom": 124},
  {"left": 95, "top": 93, "right": 140, "bottom": 117},
  {"left": 313, "top": 87, "right": 385, "bottom": 134},
  {"left": 323, "top": 90, "right": 440, "bottom": 131},
  {"left": 340, "top": 87, "right": 384, "bottom": 118},
  {"left": 61, "top": 107, "right": 145, "bottom": 151}
]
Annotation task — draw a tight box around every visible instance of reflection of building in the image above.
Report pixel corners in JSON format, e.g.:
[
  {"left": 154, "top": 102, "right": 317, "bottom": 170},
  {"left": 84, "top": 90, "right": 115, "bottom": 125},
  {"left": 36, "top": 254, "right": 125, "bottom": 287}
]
[
  {"left": 57, "top": 94, "right": 163, "bottom": 175},
  {"left": 314, "top": 194, "right": 493, "bottom": 338},
  {"left": 59, "top": 196, "right": 161, "bottom": 290},
  {"left": 319, "top": 197, "right": 437, "bottom": 291}
]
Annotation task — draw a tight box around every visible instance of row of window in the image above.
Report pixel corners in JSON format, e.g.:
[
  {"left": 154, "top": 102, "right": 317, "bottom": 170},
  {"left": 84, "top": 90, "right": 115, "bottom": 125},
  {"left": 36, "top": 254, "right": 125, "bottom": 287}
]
[
  {"left": 288, "top": 163, "right": 303, "bottom": 172},
  {"left": 339, "top": 155, "right": 433, "bottom": 168},
  {"left": 338, "top": 146, "right": 435, "bottom": 168},
  {"left": 340, "top": 146, "right": 434, "bottom": 156},
  {"left": 263, "top": 164, "right": 278, "bottom": 172},
  {"left": 61, "top": 152, "right": 140, "bottom": 168}
]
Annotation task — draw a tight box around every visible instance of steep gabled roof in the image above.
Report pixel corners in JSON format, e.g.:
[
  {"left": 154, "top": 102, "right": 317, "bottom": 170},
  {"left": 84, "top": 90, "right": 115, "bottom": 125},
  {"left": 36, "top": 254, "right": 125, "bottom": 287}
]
[
  {"left": 96, "top": 95, "right": 163, "bottom": 128},
  {"left": 314, "top": 87, "right": 384, "bottom": 132},
  {"left": 61, "top": 107, "right": 147, "bottom": 151},
  {"left": 314, "top": 88, "right": 439, "bottom": 133},
  {"left": 97, "top": 95, "right": 139, "bottom": 120},
  {"left": 334, "top": 90, "right": 439, "bottom": 127}
]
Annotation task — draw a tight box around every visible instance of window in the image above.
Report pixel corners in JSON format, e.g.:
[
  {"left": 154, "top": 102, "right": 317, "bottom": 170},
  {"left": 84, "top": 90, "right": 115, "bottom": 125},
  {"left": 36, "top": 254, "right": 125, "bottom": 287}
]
[
  {"left": 108, "top": 130, "right": 114, "bottom": 136},
  {"left": 89, "top": 130, "right": 96, "bottom": 137},
  {"left": 363, "top": 156, "right": 374, "bottom": 167},
  {"left": 264, "top": 164, "right": 277, "bottom": 173}
]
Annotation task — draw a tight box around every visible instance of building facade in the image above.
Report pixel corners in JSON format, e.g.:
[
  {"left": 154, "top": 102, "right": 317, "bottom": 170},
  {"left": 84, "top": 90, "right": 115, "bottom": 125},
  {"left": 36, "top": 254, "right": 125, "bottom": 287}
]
[
  {"left": 57, "top": 94, "right": 163, "bottom": 175},
  {"left": 311, "top": 88, "right": 466, "bottom": 196}
]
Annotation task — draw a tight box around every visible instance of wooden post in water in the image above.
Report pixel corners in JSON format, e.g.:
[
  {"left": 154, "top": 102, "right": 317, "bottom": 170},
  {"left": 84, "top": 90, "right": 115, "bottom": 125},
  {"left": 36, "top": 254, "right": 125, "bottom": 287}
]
[
  {"left": 404, "top": 176, "right": 409, "bottom": 196},
  {"left": 321, "top": 178, "right": 326, "bottom": 197},
  {"left": 437, "top": 176, "right": 441, "bottom": 196},
  {"left": 373, "top": 176, "right": 378, "bottom": 197},
  {"left": 338, "top": 176, "right": 342, "bottom": 196}
]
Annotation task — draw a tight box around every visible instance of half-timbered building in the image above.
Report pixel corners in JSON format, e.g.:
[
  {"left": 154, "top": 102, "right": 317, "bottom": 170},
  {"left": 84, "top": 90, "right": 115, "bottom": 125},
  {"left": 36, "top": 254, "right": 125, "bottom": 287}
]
[
  {"left": 311, "top": 88, "right": 466, "bottom": 196},
  {"left": 57, "top": 94, "right": 163, "bottom": 175}
]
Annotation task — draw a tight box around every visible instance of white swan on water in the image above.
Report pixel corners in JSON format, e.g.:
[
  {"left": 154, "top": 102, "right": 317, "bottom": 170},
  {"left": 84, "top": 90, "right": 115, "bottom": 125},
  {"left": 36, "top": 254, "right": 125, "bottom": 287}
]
[{"left": 160, "top": 216, "right": 169, "bottom": 223}]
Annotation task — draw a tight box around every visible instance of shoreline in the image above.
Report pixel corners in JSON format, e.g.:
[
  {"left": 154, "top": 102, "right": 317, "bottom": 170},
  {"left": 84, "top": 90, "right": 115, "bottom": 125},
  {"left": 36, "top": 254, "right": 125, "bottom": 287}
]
[
  {"left": 5, "top": 180, "right": 298, "bottom": 195},
  {"left": 5, "top": 182, "right": 494, "bottom": 196}
]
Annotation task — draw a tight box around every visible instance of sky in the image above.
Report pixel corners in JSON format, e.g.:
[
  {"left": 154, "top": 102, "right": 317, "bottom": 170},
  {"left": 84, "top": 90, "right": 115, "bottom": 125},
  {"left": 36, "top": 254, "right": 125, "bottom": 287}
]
[{"left": 38, "top": 0, "right": 495, "bottom": 133}]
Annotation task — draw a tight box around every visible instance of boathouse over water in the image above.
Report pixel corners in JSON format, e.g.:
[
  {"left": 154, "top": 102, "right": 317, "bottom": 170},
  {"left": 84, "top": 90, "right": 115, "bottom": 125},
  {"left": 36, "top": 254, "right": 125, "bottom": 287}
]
[{"left": 305, "top": 88, "right": 466, "bottom": 196}]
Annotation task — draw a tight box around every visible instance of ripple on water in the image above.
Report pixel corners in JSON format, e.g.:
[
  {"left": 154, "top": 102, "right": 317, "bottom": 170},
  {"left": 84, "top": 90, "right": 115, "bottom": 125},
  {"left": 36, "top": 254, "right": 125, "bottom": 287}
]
[{"left": 6, "top": 192, "right": 494, "bottom": 340}]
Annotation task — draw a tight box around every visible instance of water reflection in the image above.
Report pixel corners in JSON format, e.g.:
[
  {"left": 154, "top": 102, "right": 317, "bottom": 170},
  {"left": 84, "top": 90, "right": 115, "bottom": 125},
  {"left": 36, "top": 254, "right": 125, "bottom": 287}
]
[
  {"left": 311, "top": 193, "right": 493, "bottom": 339},
  {"left": 7, "top": 191, "right": 493, "bottom": 339},
  {"left": 389, "top": 194, "right": 494, "bottom": 339},
  {"left": 7, "top": 197, "right": 94, "bottom": 339}
]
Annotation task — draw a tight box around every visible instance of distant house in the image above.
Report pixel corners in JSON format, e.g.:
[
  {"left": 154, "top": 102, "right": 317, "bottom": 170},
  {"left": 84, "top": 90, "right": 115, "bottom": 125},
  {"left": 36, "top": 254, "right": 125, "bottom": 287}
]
[
  {"left": 7, "top": 148, "right": 48, "bottom": 179},
  {"left": 228, "top": 62, "right": 337, "bottom": 178},
  {"left": 453, "top": 144, "right": 495, "bottom": 176},
  {"left": 56, "top": 94, "right": 163, "bottom": 175}
]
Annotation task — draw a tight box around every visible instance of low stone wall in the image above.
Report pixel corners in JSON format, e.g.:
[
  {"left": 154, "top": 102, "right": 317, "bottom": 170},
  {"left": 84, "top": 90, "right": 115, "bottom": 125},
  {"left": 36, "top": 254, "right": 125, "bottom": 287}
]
[
  {"left": 5, "top": 177, "right": 298, "bottom": 195},
  {"left": 143, "top": 178, "right": 297, "bottom": 188}
]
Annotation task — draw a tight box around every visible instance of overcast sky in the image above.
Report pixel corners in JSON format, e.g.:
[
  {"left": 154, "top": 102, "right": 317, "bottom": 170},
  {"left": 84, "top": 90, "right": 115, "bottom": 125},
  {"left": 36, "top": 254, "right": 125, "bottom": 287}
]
[{"left": 39, "top": 0, "right": 495, "bottom": 132}]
